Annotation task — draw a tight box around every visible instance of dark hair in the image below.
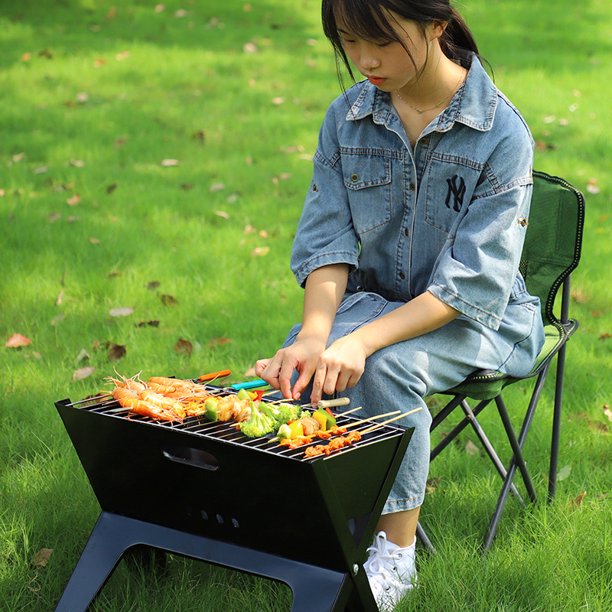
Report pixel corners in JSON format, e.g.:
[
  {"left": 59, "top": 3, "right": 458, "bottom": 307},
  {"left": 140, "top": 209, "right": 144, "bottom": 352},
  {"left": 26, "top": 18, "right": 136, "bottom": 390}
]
[{"left": 322, "top": 0, "right": 480, "bottom": 84}]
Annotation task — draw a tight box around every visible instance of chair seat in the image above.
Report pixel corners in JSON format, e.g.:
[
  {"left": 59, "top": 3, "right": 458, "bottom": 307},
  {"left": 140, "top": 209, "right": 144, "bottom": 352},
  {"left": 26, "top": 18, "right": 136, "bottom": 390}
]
[{"left": 443, "top": 321, "right": 579, "bottom": 401}]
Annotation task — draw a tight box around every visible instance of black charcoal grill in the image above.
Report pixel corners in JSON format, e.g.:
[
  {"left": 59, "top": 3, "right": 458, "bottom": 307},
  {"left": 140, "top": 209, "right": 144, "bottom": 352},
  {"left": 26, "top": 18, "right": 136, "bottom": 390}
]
[{"left": 54, "top": 387, "right": 412, "bottom": 611}]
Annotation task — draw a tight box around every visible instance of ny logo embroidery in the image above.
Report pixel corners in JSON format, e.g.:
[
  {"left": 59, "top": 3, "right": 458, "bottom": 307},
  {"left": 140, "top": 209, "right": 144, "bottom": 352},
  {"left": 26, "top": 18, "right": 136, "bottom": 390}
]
[{"left": 445, "top": 175, "right": 466, "bottom": 212}]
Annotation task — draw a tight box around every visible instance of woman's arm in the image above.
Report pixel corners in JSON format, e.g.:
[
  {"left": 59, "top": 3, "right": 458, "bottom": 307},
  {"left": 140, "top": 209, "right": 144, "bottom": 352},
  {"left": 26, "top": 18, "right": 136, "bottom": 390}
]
[
  {"left": 309, "top": 291, "right": 459, "bottom": 403},
  {"left": 256, "top": 264, "right": 348, "bottom": 399}
]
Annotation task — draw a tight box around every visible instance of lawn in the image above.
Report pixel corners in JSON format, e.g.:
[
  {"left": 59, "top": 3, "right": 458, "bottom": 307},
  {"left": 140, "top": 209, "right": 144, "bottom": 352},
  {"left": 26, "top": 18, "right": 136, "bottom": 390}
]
[{"left": 1, "top": 0, "right": 610, "bottom": 610}]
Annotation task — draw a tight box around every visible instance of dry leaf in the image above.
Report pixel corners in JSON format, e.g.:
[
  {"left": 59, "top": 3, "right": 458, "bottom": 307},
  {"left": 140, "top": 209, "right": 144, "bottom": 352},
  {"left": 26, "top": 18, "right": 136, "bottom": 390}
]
[
  {"left": 106, "top": 183, "right": 117, "bottom": 194},
  {"left": 192, "top": 130, "right": 206, "bottom": 143},
  {"left": 174, "top": 338, "right": 193, "bottom": 355},
  {"left": 67, "top": 194, "right": 81, "bottom": 206},
  {"left": 56, "top": 290, "right": 64, "bottom": 306},
  {"left": 109, "top": 307, "right": 134, "bottom": 317},
  {"left": 571, "top": 491, "right": 587, "bottom": 508},
  {"left": 115, "top": 51, "right": 130, "bottom": 61},
  {"left": 75, "top": 92, "right": 88, "bottom": 104},
  {"left": 161, "top": 158, "right": 179, "bottom": 167},
  {"left": 586, "top": 179, "right": 600, "bottom": 195},
  {"left": 154, "top": 4, "right": 165, "bottom": 12},
  {"left": 34, "top": 166, "right": 48, "bottom": 174},
  {"left": 89, "top": 237, "right": 101, "bottom": 245},
  {"left": 107, "top": 343, "right": 126, "bottom": 361},
  {"left": 70, "top": 159, "right": 85, "bottom": 168},
  {"left": 147, "top": 280, "right": 160, "bottom": 290},
  {"left": 180, "top": 183, "right": 194, "bottom": 191},
  {"left": 75, "top": 348, "right": 90, "bottom": 363},
  {"left": 426, "top": 477, "right": 441, "bottom": 494},
  {"left": 208, "top": 337, "right": 232, "bottom": 347},
  {"left": 32, "top": 548, "right": 53, "bottom": 568},
  {"left": 243, "top": 42, "right": 258, "bottom": 54},
  {"left": 209, "top": 182, "right": 225, "bottom": 192},
  {"left": 73, "top": 366, "right": 96, "bottom": 381},
  {"left": 571, "top": 289, "right": 588, "bottom": 304},
  {"left": 161, "top": 294, "right": 178, "bottom": 306},
  {"left": 136, "top": 320, "right": 160, "bottom": 328},
  {"left": 464, "top": 439, "right": 480, "bottom": 456},
  {"left": 5, "top": 333, "right": 32, "bottom": 348},
  {"left": 252, "top": 246, "right": 270, "bottom": 257},
  {"left": 599, "top": 333, "right": 611, "bottom": 341},
  {"left": 214, "top": 210, "right": 230, "bottom": 219},
  {"left": 603, "top": 405, "right": 612, "bottom": 422},
  {"left": 557, "top": 464, "right": 572, "bottom": 481},
  {"left": 271, "top": 97, "right": 285, "bottom": 105}
]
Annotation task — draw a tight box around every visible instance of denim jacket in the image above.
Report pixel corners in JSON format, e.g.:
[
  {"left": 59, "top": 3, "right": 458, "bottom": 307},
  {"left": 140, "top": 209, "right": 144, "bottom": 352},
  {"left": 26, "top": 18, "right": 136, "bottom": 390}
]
[{"left": 291, "top": 56, "right": 535, "bottom": 331}]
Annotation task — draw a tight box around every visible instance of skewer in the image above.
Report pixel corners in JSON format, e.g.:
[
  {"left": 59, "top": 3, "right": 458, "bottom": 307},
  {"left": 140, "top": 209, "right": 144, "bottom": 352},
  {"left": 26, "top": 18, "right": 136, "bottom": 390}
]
[
  {"left": 360, "top": 407, "right": 423, "bottom": 434},
  {"left": 267, "top": 396, "right": 350, "bottom": 410}
]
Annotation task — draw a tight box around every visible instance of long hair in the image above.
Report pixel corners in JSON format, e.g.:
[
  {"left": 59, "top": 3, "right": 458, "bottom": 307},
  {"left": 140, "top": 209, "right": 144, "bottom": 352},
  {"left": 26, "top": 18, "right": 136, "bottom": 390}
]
[{"left": 321, "top": 0, "right": 481, "bottom": 85}]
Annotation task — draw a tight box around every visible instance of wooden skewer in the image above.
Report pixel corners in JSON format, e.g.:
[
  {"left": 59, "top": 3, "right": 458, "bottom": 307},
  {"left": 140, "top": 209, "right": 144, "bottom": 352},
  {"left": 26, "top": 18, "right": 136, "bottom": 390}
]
[
  {"left": 343, "top": 410, "right": 401, "bottom": 429},
  {"left": 360, "top": 407, "right": 423, "bottom": 434}
]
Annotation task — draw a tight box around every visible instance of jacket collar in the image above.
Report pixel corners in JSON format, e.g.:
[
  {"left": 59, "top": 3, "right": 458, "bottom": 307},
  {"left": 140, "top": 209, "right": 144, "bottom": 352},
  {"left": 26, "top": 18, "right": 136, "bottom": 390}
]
[{"left": 345, "top": 55, "right": 497, "bottom": 133}]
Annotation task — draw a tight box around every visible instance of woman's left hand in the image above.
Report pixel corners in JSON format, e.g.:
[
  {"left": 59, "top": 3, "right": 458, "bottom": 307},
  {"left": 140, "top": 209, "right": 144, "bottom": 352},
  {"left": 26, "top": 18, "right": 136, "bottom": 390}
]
[{"left": 310, "top": 334, "right": 367, "bottom": 403}]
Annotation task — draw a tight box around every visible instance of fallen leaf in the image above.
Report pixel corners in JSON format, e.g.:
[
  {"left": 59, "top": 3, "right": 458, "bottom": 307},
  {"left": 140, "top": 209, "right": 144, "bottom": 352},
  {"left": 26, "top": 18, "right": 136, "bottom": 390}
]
[
  {"left": 161, "top": 294, "right": 178, "bottom": 306},
  {"left": 557, "top": 464, "right": 572, "bottom": 481},
  {"left": 32, "top": 548, "right": 53, "bottom": 568},
  {"left": 136, "top": 320, "right": 160, "bottom": 328},
  {"left": 34, "top": 166, "right": 48, "bottom": 174},
  {"left": 107, "top": 343, "right": 126, "bottom": 361},
  {"left": 599, "top": 333, "right": 611, "bottom": 341},
  {"left": 115, "top": 51, "right": 130, "bottom": 61},
  {"left": 69, "top": 159, "right": 85, "bottom": 168},
  {"left": 174, "top": 9, "right": 187, "bottom": 18},
  {"left": 89, "top": 237, "right": 101, "bottom": 245},
  {"left": 75, "top": 348, "right": 90, "bottom": 363},
  {"left": 271, "top": 97, "right": 285, "bottom": 105},
  {"left": 214, "top": 210, "right": 230, "bottom": 219},
  {"left": 243, "top": 42, "right": 258, "bottom": 54},
  {"left": 570, "top": 289, "right": 588, "bottom": 304},
  {"left": 154, "top": 3, "right": 165, "bottom": 12},
  {"left": 464, "top": 439, "right": 480, "bottom": 456},
  {"left": 75, "top": 92, "right": 88, "bottom": 104},
  {"left": 192, "top": 129, "right": 206, "bottom": 143},
  {"left": 48, "top": 212, "right": 61, "bottom": 223},
  {"left": 586, "top": 179, "right": 600, "bottom": 195},
  {"left": 73, "top": 366, "right": 96, "bottom": 381},
  {"left": 109, "top": 307, "right": 134, "bottom": 317},
  {"left": 571, "top": 491, "right": 587, "bottom": 508},
  {"left": 21, "top": 52, "right": 31, "bottom": 62},
  {"left": 66, "top": 194, "right": 81, "bottom": 206},
  {"left": 147, "top": 280, "right": 160, "bottom": 290},
  {"left": 38, "top": 49, "right": 53, "bottom": 59},
  {"left": 161, "top": 158, "right": 179, "bottom": 167},
  {"left": 252, "top": 246, "right": 270, "bottom": 257},
  {"left": 426, "top": 477, "right": 441, "bottom": 494},
  {"left": 208, "top": 337, "right": 232, "bottom": 347},
  {"left": 604, "top": 405, "right": 612, "bottom": 422},
  {"left": 174, "top": 338, "right": 193, "bottom": 355},
  {"left": 180, "top": 183, "right": 194, "bottom": 191},
  {"left": 106, "top": 183, "right": 117, "bottom": 194},
  {"left": 5, "top": 333, "right": 32, "bottom": 348},
  {"left": 209, "top": 182, "right": 225, "bottom": 192}
]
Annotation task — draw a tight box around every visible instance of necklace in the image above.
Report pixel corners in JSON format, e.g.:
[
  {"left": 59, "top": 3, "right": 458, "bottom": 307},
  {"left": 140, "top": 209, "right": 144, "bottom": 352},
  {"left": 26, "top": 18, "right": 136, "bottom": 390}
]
[{"left": 394, "top": 72, "right": 465, "bottom": 115}]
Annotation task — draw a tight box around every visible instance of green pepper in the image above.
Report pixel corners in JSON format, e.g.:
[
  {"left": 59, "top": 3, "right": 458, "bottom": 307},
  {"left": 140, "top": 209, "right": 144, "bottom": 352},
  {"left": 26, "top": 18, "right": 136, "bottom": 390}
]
[
  {"left": 236, "top": 388, "right": 251, "bottom": 401},
  {"left": 205, "top": 397, "right": 219, "bottom": 422},
  {"left": 325, "top": 407, "right": 336, "bottom": 429}
]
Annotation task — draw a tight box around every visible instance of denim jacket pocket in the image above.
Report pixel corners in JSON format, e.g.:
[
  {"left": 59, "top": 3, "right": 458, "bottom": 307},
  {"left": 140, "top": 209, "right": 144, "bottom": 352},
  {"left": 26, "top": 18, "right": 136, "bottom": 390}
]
[
  {"left": 423, "top": 153, "right": 483, "bottom": 233},
  {"left": 342, "top": 150, "right": 392, "bottom": 234}
]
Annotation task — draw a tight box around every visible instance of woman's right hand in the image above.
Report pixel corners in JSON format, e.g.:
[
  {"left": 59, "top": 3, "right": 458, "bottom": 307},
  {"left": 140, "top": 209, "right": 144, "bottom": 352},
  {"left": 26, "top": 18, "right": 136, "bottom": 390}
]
[{"left": 255, "top": 334, "right": 327, "bottom": 401}]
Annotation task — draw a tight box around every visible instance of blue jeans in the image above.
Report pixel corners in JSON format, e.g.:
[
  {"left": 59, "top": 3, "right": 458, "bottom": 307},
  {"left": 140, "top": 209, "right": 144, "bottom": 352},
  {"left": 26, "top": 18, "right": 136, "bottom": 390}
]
[{"left": 283, "top": 291, "right": 543, "bottom": 514}]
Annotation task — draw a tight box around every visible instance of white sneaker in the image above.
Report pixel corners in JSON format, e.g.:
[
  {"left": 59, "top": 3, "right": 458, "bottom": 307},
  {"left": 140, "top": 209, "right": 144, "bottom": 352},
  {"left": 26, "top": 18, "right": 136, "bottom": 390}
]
[{"left": 363, "top": 531, "right": 417, "bottom": 611}]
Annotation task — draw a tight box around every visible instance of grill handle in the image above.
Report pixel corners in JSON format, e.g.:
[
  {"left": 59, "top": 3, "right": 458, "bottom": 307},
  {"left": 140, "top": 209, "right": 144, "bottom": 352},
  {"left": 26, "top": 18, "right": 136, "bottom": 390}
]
[{"left": 162, "top": 447, "right": 220, "bottom": 471}]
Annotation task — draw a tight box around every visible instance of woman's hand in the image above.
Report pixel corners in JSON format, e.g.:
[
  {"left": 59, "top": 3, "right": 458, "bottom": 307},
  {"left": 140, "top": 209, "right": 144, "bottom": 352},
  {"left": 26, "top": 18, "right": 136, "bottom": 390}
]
[
  {"left": 310, "top": 334, "right": 367, "bottom": 404},
  {"left": 255, "top": 334, "right": 327, "bottom": 400}
]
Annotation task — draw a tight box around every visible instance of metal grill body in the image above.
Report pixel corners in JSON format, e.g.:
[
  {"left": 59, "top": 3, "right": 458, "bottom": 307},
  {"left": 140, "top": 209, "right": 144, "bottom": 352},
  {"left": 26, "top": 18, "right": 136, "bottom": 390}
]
[{"left": 55, "top": 392, "right": 412, "bottom": 611}]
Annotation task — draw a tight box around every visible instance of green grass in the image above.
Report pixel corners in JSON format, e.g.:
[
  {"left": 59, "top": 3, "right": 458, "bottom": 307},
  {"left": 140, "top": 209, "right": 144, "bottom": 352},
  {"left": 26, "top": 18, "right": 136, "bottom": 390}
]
[{"left": 1, "top": 0, "right": 610, "bottom": 610}]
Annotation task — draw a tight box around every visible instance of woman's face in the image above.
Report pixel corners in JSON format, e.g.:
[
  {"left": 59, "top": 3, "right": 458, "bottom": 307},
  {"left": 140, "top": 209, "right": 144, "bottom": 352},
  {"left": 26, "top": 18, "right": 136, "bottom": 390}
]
[{"left": 336, "top": 12, "right": 441, "bottom": 91}]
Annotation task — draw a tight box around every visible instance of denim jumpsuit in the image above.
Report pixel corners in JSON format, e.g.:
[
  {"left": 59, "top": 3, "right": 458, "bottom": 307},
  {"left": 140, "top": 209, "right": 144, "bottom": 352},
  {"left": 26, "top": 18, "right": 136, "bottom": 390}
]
[{"left": 286, "top": 56, "right": 545, "bottom": 514}]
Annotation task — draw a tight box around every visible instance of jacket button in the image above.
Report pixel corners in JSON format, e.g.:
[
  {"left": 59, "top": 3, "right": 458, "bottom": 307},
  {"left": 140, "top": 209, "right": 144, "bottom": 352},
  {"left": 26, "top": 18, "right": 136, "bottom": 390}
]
[
  {"left": 404, "top": 227, "right": 409, "bottom": 236},
  {"left": 408, "top": 182, "right": 415, "bottom": 191},
  {"left": 399, "top": 272, "right": 406, "bottom": 280},
  {"left": 351, "top": 173, "right": 359, "bottom": 182}
]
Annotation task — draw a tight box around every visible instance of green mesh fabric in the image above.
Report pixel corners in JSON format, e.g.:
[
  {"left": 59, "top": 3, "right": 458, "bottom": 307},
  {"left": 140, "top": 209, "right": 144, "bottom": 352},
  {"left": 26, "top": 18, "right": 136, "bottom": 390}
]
[{"left": 444, "top": 171, "right": 585, "bottom": 400}]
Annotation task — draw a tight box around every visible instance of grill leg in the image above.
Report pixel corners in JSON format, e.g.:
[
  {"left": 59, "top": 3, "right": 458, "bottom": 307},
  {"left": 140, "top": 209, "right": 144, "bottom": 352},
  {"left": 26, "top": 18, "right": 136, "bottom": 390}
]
[
  {"left": 55, "top": 512, "right": 130, "bottom": 612},
  {"left": 55, "top": 511, "right": 377, "bottom": 612}
]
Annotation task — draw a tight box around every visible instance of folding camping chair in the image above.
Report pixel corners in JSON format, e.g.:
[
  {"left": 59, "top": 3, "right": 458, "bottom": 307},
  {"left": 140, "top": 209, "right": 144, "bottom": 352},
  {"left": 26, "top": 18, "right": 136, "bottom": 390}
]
[{"left": 418, "top": 170, "right": 586, "bottom": 553}]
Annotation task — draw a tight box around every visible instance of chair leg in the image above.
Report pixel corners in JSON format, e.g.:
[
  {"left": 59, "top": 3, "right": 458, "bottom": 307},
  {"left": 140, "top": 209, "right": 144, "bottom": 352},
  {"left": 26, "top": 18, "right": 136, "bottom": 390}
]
[
  {"left": 483, "top": 370, "right": 548, "bottom": 551},
  {"left": 548, "top": 343, "right": 568, "bottom": 502},
  {"left": 460, "top": 401, "right": 525, "bottom": 506},
  {"left": 495, "top": 397, "right": 538, "bottom": 504},
  {"left": 416, "top": 522, "right": 436, "bottom": 554}
]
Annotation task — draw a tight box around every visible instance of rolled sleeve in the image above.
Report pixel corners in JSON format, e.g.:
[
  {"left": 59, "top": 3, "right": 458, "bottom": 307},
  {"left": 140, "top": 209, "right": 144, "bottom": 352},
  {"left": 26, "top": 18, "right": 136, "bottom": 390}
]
[
  {"left": 291, "top": 110, "right": 360, "bottom": 287},
  {"left": 429, "top": 178, "right": 533, "bottom": 330}
]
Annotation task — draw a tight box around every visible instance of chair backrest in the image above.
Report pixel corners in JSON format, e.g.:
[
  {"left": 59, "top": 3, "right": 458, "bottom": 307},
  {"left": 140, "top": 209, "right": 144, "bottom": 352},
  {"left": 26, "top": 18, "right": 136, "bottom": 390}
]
[{"left": 519, "top": 171, "right": 586, "bottom": 327}]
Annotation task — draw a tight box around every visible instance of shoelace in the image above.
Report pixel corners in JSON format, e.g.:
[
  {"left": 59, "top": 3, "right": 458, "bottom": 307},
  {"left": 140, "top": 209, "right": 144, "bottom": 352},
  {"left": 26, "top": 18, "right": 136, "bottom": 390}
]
[{"left": 364, "top": 533, "right": 404, "bottom": 580}]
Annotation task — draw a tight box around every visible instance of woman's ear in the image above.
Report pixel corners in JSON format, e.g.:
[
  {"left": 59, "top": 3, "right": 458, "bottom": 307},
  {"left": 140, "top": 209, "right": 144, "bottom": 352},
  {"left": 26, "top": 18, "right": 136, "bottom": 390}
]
[{"left": 428, "top": 20, "right": 448, "bottom": 42}]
